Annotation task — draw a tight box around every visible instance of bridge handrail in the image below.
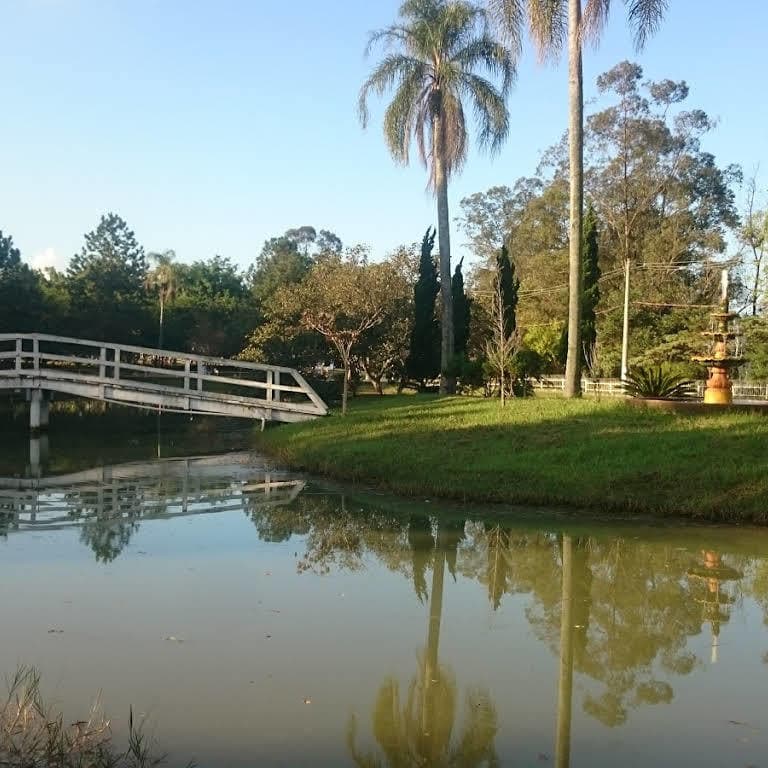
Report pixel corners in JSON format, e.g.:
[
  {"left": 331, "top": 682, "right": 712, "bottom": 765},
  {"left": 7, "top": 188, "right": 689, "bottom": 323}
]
[
  {"left": 0, "top": 332, "right": 328, "bottom": 418},
  {"left": 0, "top": 333, "right": 301, "bottom": 374}
]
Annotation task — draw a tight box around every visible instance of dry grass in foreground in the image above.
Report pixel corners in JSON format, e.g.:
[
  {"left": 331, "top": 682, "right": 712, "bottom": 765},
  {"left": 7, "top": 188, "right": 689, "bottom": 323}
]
[{"left": 0, "top": 666, "right": 193, "bottom": 768}]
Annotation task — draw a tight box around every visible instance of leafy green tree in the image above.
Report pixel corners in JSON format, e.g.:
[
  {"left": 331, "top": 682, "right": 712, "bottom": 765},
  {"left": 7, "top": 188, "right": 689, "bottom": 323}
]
[
  {"left": 67, "top": 213, "right": 150, "bottom": 343},
  {"left": 249, "top": 235, "right": 312, "bottom": 305},
  {"left": 0, "top": 230, "right": 44, "bottom": 332},
  {"left": 585, "top": 62, "right": 739, "bottom": 373},
  {"left": 359, "top": 0, "right": 515, "bottom": 394},
  {"left": 0, "top": 230, "right": 21, "bottom": 270},
  {"left": 249, "top": 226, "right": 343, "bottom": 306},
  {"left": 167, "top": 255, "right": 255, "bottom": 356},
  {"left": 267, "top": 250, "right": 397, "bottom": 414},
  {"left": 145, "top": 249, "right": 177, "bottom": 348},
  {"left": 407, "top": 228, "right": 441, "bottom": 387},
  {"left": 452, "top": 257, "right": 471, "bottom": 357},
  {"left": 742, "top": 316, "right": 768, "bottom": 381},
  {"left": 487, "top": 0, "right": 667, "bottom": 396},
  {"left": 284, "top": 225, "right": 318, "bottom": 256},
  {"left": 357, "top": 246, "right": 416, "bottom": 394}
]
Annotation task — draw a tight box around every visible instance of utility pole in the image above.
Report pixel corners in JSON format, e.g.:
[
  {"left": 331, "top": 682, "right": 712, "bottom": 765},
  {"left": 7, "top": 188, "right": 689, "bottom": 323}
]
[{"left": 620, "top": 258, "right": 631, "bottom": 381}]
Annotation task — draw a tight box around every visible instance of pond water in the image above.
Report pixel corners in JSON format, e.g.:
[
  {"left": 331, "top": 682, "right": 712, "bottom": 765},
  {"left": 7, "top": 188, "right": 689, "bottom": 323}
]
[{"left": 1, "top": 421, "right": 768, "bottom": 766}]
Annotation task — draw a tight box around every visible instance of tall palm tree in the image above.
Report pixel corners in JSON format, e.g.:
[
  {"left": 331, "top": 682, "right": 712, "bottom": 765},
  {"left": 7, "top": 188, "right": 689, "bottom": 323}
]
[
  {"left": 145, "top": 249, "right": 177, "bottom": 349},
  {"left": 359, "top": 0, "right": 515, "bottom": 394},
  {"left": 486, "top": 0, "right": 666, "bottom": 396}
]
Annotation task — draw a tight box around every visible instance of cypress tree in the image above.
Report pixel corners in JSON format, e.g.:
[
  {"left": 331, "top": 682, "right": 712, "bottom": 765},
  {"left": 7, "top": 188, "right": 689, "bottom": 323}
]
[
  {"left": 407, "top": 228, "right": 441, "bottom": 384},
  {"left": 496, "top": 244, "right": 519, "bottom": 338},
  {"left": 452, "top": 257, "right": 472, "bottom": 357},
  {"left": 581, "top": 204, "right": 601, "bottom": 356},
  {"left": 558, "top": 205, "right": 601, "bottom": 366}
]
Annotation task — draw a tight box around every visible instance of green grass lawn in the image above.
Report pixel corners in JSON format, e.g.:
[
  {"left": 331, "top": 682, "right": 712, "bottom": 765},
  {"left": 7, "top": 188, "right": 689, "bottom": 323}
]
[{"left": 255, "top": 395, "right": 768, "bottom": 523}]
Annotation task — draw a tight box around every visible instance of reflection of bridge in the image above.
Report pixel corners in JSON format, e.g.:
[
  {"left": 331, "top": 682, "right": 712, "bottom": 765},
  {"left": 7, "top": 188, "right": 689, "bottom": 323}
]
[
  {"left": 0, "top": 452, "right": 305, "bottom": 532},
  {"left": 0, "top": 333, "right": 327, "bottom": 429}
]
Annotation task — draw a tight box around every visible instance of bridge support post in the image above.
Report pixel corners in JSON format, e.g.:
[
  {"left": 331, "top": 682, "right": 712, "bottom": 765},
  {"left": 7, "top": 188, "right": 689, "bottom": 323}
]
[
  {"left": 29, "top": 434, "right": 49, "bottom": 477},
  {"left": 30, "top": 390, "right": 49, "bottom": 433}
]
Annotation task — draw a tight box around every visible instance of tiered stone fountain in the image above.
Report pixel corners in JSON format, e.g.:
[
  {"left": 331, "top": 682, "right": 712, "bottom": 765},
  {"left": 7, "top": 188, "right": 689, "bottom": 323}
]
[{"left": 693, "top": 269, "right": 744, "bottom": 405}]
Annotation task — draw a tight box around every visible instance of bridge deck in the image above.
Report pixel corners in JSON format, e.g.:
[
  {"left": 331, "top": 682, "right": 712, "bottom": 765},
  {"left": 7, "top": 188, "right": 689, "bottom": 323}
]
[{"left": 0, "top": 333, "right": 327, "bottom": 424}]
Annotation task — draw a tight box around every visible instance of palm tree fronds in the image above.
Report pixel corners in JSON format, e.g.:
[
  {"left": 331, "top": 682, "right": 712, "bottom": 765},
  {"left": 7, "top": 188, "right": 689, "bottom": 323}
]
[
  {"left": 626, "top": 0, "right": 668, "bottom": 50},
  {"left": 454, "top": 36, "right": 517, "bottom": 94},
  {"left": 359, "top": 54, "right": 425, "bottom": 128},
  {"left": 582, "top": 0, "right": 611, "bottom": 46},
  {"left": 528, "top": 0, "right": 568, "bottom": 60},
  {"left": 459, "top": 72, "right": 509, "bottom": 154},
  {"left": 486, "top": 0, "right": 526, "bottom": 57}
]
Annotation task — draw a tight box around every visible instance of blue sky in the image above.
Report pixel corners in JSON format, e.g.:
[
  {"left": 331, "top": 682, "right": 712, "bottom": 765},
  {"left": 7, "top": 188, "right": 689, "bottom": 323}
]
[{"left": 1, "top": 1, "right": 766, "bottom": 273}]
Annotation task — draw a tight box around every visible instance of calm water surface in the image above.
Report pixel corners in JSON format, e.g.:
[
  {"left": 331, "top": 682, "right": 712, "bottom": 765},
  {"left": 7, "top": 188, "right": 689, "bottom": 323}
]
[{"left": 1, "top": 423, "right": 768, "bottom": 766}]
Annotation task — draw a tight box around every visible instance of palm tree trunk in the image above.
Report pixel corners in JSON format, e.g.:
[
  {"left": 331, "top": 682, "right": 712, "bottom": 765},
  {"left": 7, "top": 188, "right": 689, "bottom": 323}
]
[
  {"left": 434, "top": 116, "right": 455, "bottom": 395},
  {"left": 564, "top": 0, "right": 584, "bottom": 398},
  {"left": 158, "top": 293, "right": 165, "bottom": 350},
  {"left": 555, "top": 534, "right": 574, "bottom": 768}
]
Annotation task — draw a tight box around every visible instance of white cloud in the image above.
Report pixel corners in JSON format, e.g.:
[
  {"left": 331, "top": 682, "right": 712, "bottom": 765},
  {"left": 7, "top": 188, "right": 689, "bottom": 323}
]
[{"left": 28, "top": 246, "right": 67, "bottom": 273}]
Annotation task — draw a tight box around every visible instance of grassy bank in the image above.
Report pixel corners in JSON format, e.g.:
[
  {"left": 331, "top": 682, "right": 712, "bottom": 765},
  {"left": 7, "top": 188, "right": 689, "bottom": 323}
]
[{"left": 255, "top": 395, "right": 768, "bottom": 523}]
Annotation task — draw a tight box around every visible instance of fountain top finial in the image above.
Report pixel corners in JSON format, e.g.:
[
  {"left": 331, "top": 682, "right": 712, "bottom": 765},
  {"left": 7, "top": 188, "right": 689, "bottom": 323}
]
[{"left": 721, "top": 268, "right": 729, "bottom": 306}]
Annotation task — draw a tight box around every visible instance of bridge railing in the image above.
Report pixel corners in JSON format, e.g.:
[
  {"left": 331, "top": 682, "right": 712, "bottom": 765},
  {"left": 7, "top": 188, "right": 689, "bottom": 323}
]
[{"left": 0, "top": 333, "right": 327, "bottom": 418}]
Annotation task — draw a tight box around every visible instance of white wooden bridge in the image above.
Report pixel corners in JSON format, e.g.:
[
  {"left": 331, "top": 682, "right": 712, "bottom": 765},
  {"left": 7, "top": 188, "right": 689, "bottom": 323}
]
[
  {"left": 0, "top": 333, "right": 327, "bottom": 429},
  {"left": 0, "top": 452, "right": 306, "bottom": 533}
]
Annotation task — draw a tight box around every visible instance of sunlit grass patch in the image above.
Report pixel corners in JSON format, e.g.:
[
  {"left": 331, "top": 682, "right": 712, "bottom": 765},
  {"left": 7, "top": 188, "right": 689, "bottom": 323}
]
[{"left": 256, "top": 395, "right": 768, "bottom": 523}]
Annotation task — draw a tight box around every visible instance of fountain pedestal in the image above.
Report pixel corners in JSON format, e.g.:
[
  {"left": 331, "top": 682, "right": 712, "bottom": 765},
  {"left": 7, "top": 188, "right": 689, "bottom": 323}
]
[{"left": 693, "top": 270, "right": 744, "bottom": 405}]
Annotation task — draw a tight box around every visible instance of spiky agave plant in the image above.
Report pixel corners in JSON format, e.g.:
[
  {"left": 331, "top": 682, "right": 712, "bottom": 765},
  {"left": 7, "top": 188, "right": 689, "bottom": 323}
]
[{"left": 623, "top": 365, "right": 695, "bottom": 400}]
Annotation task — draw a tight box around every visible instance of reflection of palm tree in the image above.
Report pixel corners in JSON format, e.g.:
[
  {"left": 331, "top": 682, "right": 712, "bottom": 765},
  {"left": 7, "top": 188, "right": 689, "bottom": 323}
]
[
  {"left": 555, "top": 535, "right": 574, "bottom": 768},
  {"left": 349, "top": 522, "right": 499, "bottom": 767}
]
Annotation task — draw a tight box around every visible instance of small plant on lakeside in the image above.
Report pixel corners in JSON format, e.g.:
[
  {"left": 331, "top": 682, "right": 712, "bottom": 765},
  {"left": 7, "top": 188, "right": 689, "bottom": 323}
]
[
  {"left": 0, "top": 665, "right": 192, "bottom": 768},
  {"left": 623, "top": 365, "right": 695, "bottom": 400}
]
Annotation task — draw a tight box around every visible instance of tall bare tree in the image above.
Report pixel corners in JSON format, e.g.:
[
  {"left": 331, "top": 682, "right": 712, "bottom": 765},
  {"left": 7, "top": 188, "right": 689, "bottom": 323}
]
[
  {"left": 739, "top": 173, "right": 768, "bottom": 317},
  {"left": 359, "top": 0, "right": 515, "bottom": 394}
]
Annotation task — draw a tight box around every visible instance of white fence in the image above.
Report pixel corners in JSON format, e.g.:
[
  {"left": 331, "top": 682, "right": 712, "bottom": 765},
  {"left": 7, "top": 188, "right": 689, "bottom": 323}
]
[{"left": 532, "top": 376, "right": 768, "bottom": 400}]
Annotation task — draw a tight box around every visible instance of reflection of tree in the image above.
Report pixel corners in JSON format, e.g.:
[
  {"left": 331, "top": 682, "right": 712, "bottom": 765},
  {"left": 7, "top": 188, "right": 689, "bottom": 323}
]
[
  {"left": 80, "top": 516, "right": 141, "bottom": 563},
  {"left": 459, "top": 525, "right": 708, "bottom": 729},
  {"left": 64, "top": 484, "right": 146, "bottom": 563},
  {"left": 348, "top": 523, "right": 499, "bottom": 768},
  {"left": 246, "top": 497, "right": 759, "bottom": 736},
  {"left": 246, "top": 492, "right": 454, "bottom": 585}
]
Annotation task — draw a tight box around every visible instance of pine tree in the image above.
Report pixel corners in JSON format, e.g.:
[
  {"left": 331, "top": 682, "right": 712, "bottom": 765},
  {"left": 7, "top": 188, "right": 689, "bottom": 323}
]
[
  {"left": 407, "top": 228, "right": 441, "bottom": 386},
  {"left": 452, "top": 257, "right": 472, "bottom": 357},
  {"left": 67, "top": 213, "right": 151, "bottom": 342}
]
